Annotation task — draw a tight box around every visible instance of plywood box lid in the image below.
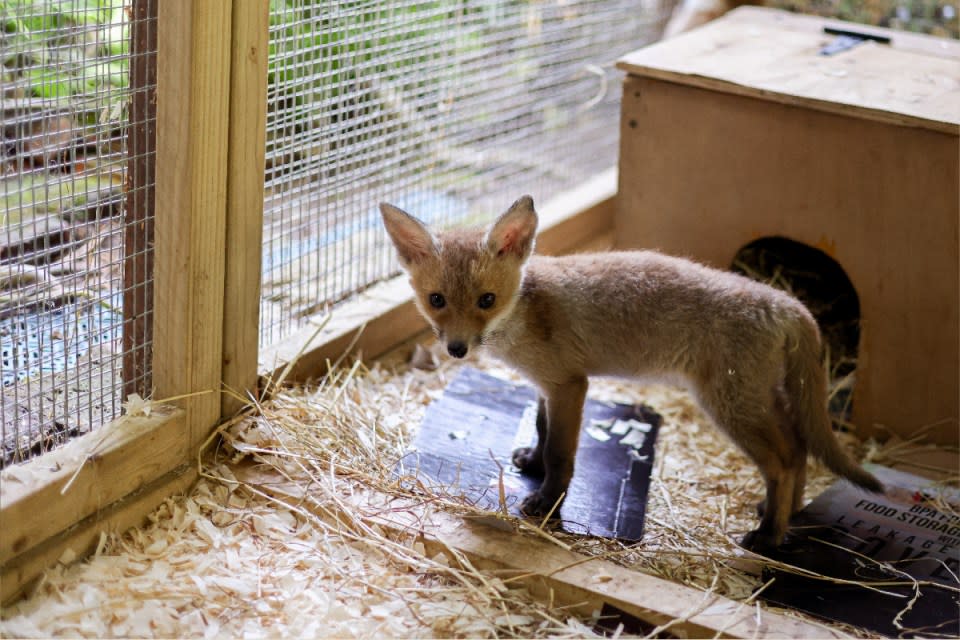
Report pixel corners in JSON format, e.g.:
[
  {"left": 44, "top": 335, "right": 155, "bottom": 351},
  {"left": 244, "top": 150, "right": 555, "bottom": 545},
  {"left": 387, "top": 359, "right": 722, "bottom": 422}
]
[{"left": 617, "top": 7, "right": 960, "bottom": 135}]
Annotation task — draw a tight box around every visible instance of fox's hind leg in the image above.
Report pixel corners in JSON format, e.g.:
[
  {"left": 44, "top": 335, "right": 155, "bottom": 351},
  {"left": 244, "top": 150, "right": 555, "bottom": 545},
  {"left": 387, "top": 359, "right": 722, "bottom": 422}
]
[
  {"left": 512, "top": 396, "right": 547, "bottom": 477},
  {"left": 697, "top": 379, "right": 801, "bottom": 550},
  {"left": 756, "top": 456, "right": 807, "bottom": 519},
  {"left": 742, "top": 458, "right": 796, "bottom": 551},
  {"left": 756, "top": 390, "right": 808, "bottom": 521}
]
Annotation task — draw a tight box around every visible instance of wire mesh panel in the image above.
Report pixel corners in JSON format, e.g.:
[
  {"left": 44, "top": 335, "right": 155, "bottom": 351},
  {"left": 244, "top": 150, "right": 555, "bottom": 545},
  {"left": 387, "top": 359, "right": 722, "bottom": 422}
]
[
  {"left": 1, "top": 0, "right": 156, "bottom": 466},
  {"left": 261, "top": 0, "right": 675, "bottom": 347}
]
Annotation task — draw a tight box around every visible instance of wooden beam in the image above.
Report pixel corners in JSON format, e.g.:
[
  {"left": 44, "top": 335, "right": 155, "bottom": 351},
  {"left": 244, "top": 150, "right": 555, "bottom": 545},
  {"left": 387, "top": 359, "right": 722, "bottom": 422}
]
[
  {"left": 153, "top": 0, "right": 232, "bottom": 447},
  {"left": 123, "top": 0, "right": 157, "bottom": 400},
  {"left": 0, "top": 407, "right": 186, "bottom": 568},
  {"left": 258, "top": 168, "right": 618, "bottom": 382},
  {"left": 222, "top": 0, "right": 269, "bottom": 417},
  {"left": 1, "top": 465, "right": 197, "bottom": 605},
  {"left": 236, "top": 465, "right": 835, "bottom": 639},
  {"left": 258, "top": 276, "right": 429, "bottom": 383}
]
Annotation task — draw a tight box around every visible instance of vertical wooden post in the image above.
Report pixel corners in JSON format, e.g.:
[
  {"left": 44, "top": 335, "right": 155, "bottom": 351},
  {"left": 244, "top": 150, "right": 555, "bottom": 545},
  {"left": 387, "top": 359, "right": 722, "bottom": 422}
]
[
  {"left": 222, "top": 1, "right": 269, "bottom": 417},
  {"left": 154, "top": 1, "right": 233, "bottom": 448},
  {"left": 123, "top": 0, "right": 157, "bottom": 400}
]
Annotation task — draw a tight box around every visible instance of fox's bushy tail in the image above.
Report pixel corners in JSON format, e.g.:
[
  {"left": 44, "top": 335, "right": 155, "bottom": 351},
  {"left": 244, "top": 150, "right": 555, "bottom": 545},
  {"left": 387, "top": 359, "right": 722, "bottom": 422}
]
[{"left": 785, "top": 313, "right": 884, "bottom": 493}]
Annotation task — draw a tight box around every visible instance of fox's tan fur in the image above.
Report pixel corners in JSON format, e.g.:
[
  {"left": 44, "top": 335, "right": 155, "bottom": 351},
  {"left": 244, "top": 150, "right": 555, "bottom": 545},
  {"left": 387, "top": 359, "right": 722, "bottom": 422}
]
[{"left": 381, "top": 195, "right": 882, "bottom": 549}]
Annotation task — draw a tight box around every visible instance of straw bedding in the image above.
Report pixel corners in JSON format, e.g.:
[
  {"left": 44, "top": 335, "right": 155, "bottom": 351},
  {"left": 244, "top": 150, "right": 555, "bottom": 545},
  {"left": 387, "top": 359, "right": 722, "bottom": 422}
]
[{"left": 0, "top": 343, "right": 905, "bottom": 638}]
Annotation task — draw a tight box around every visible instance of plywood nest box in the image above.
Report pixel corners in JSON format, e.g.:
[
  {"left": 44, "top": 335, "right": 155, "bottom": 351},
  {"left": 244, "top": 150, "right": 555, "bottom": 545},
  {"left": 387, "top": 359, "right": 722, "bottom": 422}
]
[{"left": 615, "top": 7, "right": 960, "bottom": 447}]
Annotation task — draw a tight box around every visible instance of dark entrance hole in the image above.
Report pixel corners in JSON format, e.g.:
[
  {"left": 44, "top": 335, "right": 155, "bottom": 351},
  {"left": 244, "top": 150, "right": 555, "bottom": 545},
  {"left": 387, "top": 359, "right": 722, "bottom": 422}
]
[{"left": 731, "top": 237, "right": 860, "bottom": 421}]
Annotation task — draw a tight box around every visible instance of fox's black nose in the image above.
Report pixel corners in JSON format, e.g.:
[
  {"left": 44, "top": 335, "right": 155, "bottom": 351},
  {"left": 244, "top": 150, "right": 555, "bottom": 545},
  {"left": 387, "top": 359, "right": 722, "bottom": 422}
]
[{"left": 447, "top": 341, "right": 468, "bottom": 358}]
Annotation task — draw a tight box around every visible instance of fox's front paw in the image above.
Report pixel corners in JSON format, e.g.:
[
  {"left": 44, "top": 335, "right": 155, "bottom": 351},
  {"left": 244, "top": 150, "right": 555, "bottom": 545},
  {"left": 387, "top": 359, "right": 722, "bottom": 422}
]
[
  {"left": 511, "top": 446, "right": 545, "bottom": 476},
  {"left": 740, "top": 528, "right": 779, "bottom": 554},
  {"left": 519, "top": 490, "right": 564, "bottom": 518}
]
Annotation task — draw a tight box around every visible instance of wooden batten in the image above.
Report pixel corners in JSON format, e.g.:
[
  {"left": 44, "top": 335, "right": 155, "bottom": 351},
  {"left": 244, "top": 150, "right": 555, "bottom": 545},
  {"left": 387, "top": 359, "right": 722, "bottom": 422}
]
[
  {"left": 259, "top": 167, "right": 619, "bottom": 383},
  {"left": 153, "top": 0, "right": 233, "bottom": 448},
  {"left": 0, "top": 408, "right": 188, "bottom": 603},
  {"left": 2, "top": 464, "right": 197, "bottom": 604},
  {"left": 532, "top": 167, "right": 617, "bottom": 256},
  {"left": 122, "top": 0, "right": 157, "bottom": 401},
  {"left": 0, "top": 407, "right": 186, "bottom": 568},
  {"left": 222, "top": 1, "right": 270, "bottom": 418}
]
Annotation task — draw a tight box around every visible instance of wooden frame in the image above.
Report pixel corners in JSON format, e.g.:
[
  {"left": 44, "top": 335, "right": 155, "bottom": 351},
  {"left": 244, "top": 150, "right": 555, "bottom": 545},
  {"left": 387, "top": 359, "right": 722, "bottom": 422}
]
[
  {"left": 222, "top": 0, "right": 270, "bottom": 418},
  {"left": 1, "top": 408, "right": 192, "bottom": 602},
  {"left": 151, "top": 0, "right": 232, "bottom": 448},
  {"left": 1, "top": 0, "right": 270, "bottom": 604}
]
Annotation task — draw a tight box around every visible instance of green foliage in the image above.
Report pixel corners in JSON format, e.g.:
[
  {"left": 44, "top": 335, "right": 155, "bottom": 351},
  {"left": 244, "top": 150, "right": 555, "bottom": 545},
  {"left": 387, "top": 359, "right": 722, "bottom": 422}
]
[
  {"left": 266, "top": 1, "right": 484, "bottom": 122},
  {"left": 0, "top": 0, "right": 129, "bottom": 104},
  {"left": 769, "top": 0, "right": 959, "bottom": 38}
]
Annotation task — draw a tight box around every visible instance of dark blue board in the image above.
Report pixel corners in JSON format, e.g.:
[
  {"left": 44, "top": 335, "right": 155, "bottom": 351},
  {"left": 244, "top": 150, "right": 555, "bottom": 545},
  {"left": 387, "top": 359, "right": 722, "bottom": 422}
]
[{"left": 396, "top": 367, "right": 662, "bottom": 540}]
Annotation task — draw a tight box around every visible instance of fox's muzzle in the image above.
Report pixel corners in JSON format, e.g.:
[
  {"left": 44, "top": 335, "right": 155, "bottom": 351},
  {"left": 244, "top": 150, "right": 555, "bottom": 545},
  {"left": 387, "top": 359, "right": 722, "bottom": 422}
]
[{"left": 447, "top": 341, "right": 468, "bottom": 358}]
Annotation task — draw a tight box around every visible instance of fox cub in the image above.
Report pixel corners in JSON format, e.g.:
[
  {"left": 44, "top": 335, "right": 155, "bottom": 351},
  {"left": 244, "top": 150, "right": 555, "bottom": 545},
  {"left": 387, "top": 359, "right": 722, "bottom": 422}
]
[{"left": 381, "top": 195, "right": 883, "bottom": 549}]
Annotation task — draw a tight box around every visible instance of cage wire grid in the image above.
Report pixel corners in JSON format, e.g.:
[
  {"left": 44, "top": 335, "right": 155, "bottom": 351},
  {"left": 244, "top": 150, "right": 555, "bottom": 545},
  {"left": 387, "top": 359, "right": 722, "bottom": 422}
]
[
  {"left": 1, "top": 0, "right": 155, "bottom": 466},
  {"left": 260, "top": 0, "right": 677, "bottom": 347}
]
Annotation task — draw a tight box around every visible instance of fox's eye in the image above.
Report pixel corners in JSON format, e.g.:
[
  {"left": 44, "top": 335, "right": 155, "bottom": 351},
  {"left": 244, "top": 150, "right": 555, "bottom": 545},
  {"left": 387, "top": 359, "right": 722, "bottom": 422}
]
[
  {"left": 477, "top": 293, "right": 496, "bottom": 309},
  {"left": 428, "top": 293, "right": 446, "bottom": 309}
]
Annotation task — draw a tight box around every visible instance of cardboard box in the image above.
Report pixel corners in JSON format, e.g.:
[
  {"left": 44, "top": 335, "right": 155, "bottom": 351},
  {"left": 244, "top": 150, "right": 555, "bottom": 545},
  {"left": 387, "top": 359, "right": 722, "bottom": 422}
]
[{"left": 616, "top": 7, "right": 959, "bottom": 445}]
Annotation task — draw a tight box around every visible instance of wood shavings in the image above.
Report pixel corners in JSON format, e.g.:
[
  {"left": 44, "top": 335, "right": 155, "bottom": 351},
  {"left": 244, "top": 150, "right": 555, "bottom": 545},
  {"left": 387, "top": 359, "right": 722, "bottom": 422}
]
[
  {"left": 121, "top": 390, "right": 215, "bottom": 419},
  {"left": 121, "top": 393, "right": 152, "bottom": 418},
  {"left": 56, "top": 548, "right": 77, "bottom": 565},
  {"left": 1, "top": 349, "right": 882, "bottom": 638}
]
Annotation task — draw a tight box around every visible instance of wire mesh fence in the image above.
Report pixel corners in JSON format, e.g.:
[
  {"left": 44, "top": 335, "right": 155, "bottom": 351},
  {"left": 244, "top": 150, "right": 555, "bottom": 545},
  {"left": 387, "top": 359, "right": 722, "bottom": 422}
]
[
  {"left": 260, "top": 0, "right": 677, "bottom": 348},
  {"left": 1, "top": 0, "right": 155, "bottom": 466}
]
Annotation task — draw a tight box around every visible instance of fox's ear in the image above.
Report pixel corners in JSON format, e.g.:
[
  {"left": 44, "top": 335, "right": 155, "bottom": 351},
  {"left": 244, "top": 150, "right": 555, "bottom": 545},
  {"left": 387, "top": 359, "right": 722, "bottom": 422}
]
[
  {"left": 486, "top": 195, "right": 538, "bottom": 260},
  {"left": 380, "top": 203, "right": 439, "bottom": 266}
]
